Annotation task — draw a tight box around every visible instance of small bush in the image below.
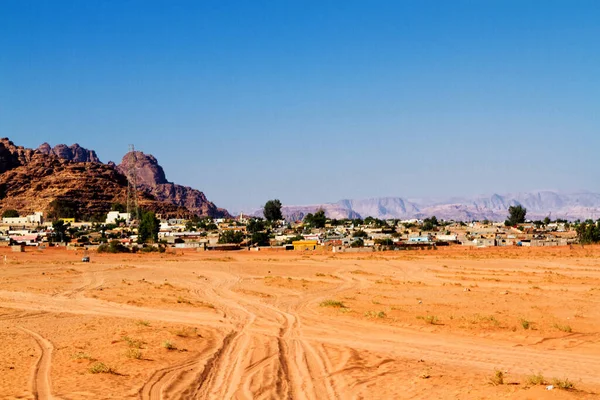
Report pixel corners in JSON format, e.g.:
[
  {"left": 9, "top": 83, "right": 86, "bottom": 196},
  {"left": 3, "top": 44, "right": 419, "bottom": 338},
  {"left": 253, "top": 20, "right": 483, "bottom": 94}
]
[
  {"left": 89, "top": 362, "right": 116, "bottom": 374},
  {"left": 552, "top": 377, "right": 575, "bottom": 390},
  {"left": 319, "top": 300, "right": 346, "bottom": 308},
  {"left": 520, "top": 319, "right": 531, "bottom": 330},
  {"left": 136, "top": 320, "right": 150, "bottom": 327},
  {"left": 97, "top": 240, "right": 129, "bottom": 253},
  {"left": 125, "top": 348, "right": 142, "bottom": 359},
  {"left": 364, "top": 311, "right": 387, "bottom": 319},
  {"left": 526, "top": 372, "right": 546, "bottom": 386},
  {"left": 417, "top": 315, "right": 439, "bottom": 325},
  {"left": 122, "top": 336, "right": 143, "bottom": 349},
  {"left": 163, "top": 340, "right": 176, "bottom": 350},
  {"left": 489, "top": 369, "right": 504, "bottom": 386},
  {"left": 553, "top": 323, "right": 572, "bottom": 333}
]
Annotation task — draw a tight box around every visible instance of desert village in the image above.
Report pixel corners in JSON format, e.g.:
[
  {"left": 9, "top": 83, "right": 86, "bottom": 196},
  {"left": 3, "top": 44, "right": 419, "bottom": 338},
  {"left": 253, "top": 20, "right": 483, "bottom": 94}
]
[{"left": 3, "top": 208, "right": 578, "bottom": 253}]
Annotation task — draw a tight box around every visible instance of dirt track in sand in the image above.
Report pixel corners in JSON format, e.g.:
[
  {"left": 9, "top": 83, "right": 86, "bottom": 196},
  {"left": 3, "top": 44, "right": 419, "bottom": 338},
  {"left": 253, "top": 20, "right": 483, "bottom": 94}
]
[{"left": 0, "top": 246, "right": 599, "bottom": 399}]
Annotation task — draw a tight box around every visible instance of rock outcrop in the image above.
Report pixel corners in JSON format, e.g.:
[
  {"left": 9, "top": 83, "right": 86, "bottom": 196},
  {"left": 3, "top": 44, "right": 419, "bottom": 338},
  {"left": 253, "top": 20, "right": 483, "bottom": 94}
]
[
  {"left": 0, "top": 139, "right": 189, "bottom": 218},
  {"left": 38, "top": 142, "right": 101, "bottom": 163},
  {"left": 117, "top": 151, "right": 229, "bottom": 218}
]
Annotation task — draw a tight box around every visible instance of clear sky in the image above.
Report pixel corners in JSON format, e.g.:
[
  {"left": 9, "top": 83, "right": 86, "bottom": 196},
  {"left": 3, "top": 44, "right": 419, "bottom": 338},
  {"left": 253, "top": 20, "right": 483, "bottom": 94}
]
[{"left": 1, "top": 1, "right": 599, "bottom": 212}]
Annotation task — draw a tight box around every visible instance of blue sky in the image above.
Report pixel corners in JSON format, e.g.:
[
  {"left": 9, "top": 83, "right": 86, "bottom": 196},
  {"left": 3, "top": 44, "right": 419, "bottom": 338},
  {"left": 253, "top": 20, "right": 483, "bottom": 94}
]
[{"left": 1, "top": 1, "right": 599, "bottom": 212}]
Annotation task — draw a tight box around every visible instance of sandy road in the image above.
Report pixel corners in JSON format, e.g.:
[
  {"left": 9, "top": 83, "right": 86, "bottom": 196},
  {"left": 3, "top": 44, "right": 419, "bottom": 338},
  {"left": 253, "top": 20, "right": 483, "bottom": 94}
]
[{"left": 19, "top": 327, "right": 56, "bottom": 400}]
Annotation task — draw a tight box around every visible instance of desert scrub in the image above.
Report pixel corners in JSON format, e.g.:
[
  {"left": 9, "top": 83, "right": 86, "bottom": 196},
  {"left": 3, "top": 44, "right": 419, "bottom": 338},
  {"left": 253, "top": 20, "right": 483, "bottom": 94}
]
[
  {"left": 125, "top": 348, "right": 142, "bottom": 359},
  {"left": 176, "top": 296, "right": 191, "bottom": 304},
  {"left": 319, "top": 300, "right": 346, "bottom": 308},
  {"left": 553, "top": 323, "right": 572, "bottom": 333},
  {"left": 416, "top": 315, "right": 440, "bottom": 325},
  {"left": 136, "top": 320, "right": 151, "bottom": 327},
  {"left": 520, "top": 319, "right": 532, "bottom": 330},
  {"left": 364, "top": 311, "right": 386, "bottom": 319},
  {"left": 122, "top": 336, "right": 144, "bottom": 349},
  {"left": 526, "top": 372, "right": 546, "bottom": 386},
  {"left": 552, "top": 377, "right": 575, "bottom": 390},
  {"left": 163, "top": 340, "right": 176, "bottom": 350},
  {"left": 88, "top": 362, "right": 117, "bottom": 374},
  {"left": 489, "top": 369, "right": 504, "bottom": 386}
]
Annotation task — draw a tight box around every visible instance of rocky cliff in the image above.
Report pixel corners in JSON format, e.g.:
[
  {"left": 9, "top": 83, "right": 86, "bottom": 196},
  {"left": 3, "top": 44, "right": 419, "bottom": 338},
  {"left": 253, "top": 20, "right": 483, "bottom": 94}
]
[
  {"left": 38, "top": 142, "right": 101, "bottom": 163},
  {"left": 0, "top": 139, "right": 191, "bottom": 219},
  {"left": 117, "top": 151, "right": 229, "bottom": 218}
]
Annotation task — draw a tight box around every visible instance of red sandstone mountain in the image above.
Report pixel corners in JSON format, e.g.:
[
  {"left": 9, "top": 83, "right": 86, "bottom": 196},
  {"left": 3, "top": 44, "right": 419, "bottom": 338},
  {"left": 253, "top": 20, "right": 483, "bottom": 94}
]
[
  {"left": 0, "top": 138, "right": 228, "bottom": 219},
  {"left": 116, "top": 151, "right": 230, "bottom": 218},
  {"left": 38, "top": 142, "right": 101, "bottom": 163}
]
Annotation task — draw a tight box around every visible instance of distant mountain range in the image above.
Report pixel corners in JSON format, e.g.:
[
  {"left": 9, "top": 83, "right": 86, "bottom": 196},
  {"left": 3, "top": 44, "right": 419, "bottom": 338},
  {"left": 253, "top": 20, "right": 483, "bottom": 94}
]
[{"left": 247, "top": 192, "right": 600, "bottom": 222}]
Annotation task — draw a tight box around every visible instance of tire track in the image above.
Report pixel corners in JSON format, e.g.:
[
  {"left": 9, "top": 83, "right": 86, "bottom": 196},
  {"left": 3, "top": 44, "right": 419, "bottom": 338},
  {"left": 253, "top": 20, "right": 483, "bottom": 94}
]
[{"left": 19, "top": 327, "right": 55, "bottom": 400}]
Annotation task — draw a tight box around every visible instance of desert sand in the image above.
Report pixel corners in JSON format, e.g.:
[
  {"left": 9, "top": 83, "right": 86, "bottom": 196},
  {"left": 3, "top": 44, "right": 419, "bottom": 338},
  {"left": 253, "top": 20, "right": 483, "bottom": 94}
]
[{"left": 1, "top": 246, "right": 599, "bottom": 399}]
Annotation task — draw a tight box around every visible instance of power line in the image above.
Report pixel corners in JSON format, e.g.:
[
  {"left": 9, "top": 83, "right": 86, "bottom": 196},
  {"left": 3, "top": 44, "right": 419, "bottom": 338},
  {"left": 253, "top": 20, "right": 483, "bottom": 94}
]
[{"left": 126, "top": 144, "right": 140, "bottom": 223}]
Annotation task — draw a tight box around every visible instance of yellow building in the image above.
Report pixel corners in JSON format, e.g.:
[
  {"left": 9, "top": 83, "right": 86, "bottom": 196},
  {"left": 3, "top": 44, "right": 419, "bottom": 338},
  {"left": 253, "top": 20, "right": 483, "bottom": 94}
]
[
  {"left": 60, "top": 218, "right": 76, "bottom": 224},
  {"left": 292, "top": 240, "right": 318, "bottom": 251}
]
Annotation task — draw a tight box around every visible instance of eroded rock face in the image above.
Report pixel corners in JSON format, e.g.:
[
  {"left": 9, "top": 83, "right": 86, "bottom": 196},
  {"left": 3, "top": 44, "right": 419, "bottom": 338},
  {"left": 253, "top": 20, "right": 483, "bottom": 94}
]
[
  {"left": 0, "top": 138, "right": 36, "bottom": 173},
  {"left": 37, "top": 142, "right": 101, "bottom": 163},
  {"left": 117, "top": 151, "right": 229, "bottom": 218},
  {"left": 0, "top": 140, "right": 188, "bottom": 218}
]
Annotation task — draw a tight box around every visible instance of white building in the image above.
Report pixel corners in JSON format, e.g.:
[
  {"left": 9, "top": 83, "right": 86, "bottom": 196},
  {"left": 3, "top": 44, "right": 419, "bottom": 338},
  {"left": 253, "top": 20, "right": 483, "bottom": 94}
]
[
  {"left": 2, "top": 212, "right": 44, "bottom": 225},
  {"left": 105, "top": 211, "right": 131, "bottom": 224}
]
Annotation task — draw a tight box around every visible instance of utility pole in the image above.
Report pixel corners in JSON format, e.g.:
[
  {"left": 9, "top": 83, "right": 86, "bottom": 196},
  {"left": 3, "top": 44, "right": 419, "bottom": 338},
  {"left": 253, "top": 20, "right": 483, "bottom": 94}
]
[{"left": 126, "top": 144, "right": 140, "bottom": 224}]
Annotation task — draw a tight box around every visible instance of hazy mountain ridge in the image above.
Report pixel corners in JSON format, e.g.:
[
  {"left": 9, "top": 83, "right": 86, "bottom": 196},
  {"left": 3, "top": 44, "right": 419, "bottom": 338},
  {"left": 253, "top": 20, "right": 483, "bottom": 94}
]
[{"left": 255, "top": 191, "right": 600, "bottom": 221}]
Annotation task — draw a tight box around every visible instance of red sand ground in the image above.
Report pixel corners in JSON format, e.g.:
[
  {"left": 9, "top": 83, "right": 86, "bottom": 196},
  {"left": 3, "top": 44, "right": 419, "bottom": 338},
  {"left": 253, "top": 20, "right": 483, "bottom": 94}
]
[{"left": 1, "top": 246, "right": 599, "bottom": 399}]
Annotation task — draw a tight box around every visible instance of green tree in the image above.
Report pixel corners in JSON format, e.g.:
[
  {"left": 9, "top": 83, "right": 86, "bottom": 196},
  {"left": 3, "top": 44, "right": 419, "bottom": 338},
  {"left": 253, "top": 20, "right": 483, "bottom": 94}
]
[
  {"left": 52, "top": 220, "right": 69, "bottom": 243},
  {"left": 247, "top": 218, "right": 265, "bottom": 234},
  {"left": 353, "top": 230, "right": 368, "bottom": 238},
  {"left": 48, "top": 199, "right": 78, "bottom": 220},
  {"left": 577, "top": 221, "right": 600, "bottom": 244},
  {"left": 138, "top": 211, "right": 159, "bottom": 243},
  {"left": 218, "top": 230, "right": 244, "bottom": 244},
  {"left": 251, "top": 232, "right": 270, "bottom": 247},
  {"left": 351, "top": 238, "right": 364, "bottom": 248},
  {"left": 2, "top": 209, "right": 19, "bottom": 218},
  {"left": 263, "top": 199, "right": 283, "bottom": 222},
  {"left": 543, "top": 216, "right": 551, "bottom": 226},
  {"left": 185, "top": 220, "right": 196, "bottom": 231},
  {"left": 422, "top": 216, "right": 439, "bottom": 231},
  {"left": 505, "top": 205, "right": 527, "bottom": 226},
  {"left": 305, "top": 209, "right": 326, "bottom": 228}
]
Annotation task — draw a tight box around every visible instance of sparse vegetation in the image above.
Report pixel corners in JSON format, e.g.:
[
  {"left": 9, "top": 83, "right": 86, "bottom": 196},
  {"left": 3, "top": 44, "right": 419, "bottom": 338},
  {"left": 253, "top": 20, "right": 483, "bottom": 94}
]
[
  {"left": 97, "top": 240, "right": 129, "bottom": 253},
  {"left": 552, "top": 377, "right": 575, "bottom": 390},
  {"left": 163, "top": 340, "right": 176, "bottom": 350},
  {"left": 364, "top": 311, "right": 386, "bottom": 319},
  {"left": 320, "top": 300, "right": 346, "bottom": 308},
  {"left": 489, "top": 369, "right": 504, "bottom": 386},
  {"left": 553, "top": 323, "right": 572, "bottom": 333},
  {"left": 526, "top": 372, "right": 546, "bottom": 386},
  {"left": 136, "top": 320, "right": 151, "bottom": 327},
  {"left": 417, "top": 315, "right": 440, "bottom": 325},
  {"left": 88, "top": 362, "right": 117, "bottom": 374},
  {"left": 122, "top": 336, "right": 144, "bottom": 349},
  {"left": 520, "top": 319, "right": 531, "bottom": 330},
  {"left": 125, "top": 348, "right": 142, "bottom": 359}
]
